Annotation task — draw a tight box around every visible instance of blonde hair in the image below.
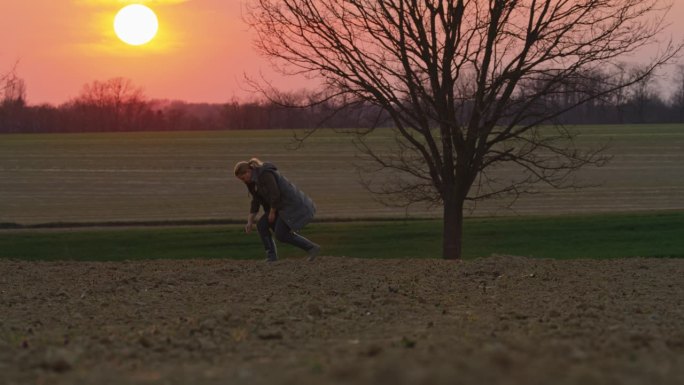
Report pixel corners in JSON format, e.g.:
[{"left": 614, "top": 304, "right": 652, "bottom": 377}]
[{"left": 233, "top": 157, "right": 263, "bottom": 176}]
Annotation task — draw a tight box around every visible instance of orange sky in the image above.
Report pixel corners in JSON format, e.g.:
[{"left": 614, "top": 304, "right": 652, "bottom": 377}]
[{"left": 2, "top": 0, "right": 684, "bottom": 106}]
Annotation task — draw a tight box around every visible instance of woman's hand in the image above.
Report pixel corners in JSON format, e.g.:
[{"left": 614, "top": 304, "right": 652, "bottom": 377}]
[
  {"left": 268, "top": 208, "right": 277, "bottom": 224},
  {"left": 245, "top": 213, "right": 256, "bottom": 233}
]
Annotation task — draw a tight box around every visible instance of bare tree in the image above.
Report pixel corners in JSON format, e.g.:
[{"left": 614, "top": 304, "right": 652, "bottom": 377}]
[
  {"left": 671, "top": 64, "right": 684, "bottom": 122},
  {"left": 1, "top": 74, "right": 26, "bottom": 106},
  {"left": 0, "top": 68, "right": 11, "bottom": 95},
  {"left": 0, "top": 65, "right": 27, "bottom": 132},
  {"left": 626, "top": 64, "right": 657, "bottom": 123},
  {"left": 608, "top": 62, "right": 631, "bottom": 124},
  {"left": 1, "top": 63, "right": 25, "bottom": 103},
  {"left": 246, "top": 0, "right": 680, "bottom": 259},
  {"left": 69, "top": 77, "right": 147, "bottom": 131}
]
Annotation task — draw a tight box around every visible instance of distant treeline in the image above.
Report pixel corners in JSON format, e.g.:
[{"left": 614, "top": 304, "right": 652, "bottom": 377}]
[
  {"left": 0, "top": 76, "right": 385, "bottom": 133},
  {"left": 3, "top": 64, "right": 684, "bottom": 133}
]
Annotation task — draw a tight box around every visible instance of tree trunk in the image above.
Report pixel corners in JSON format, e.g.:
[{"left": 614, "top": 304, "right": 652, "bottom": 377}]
[{"left": 442, "top": 195, "right": 464, "bottom": 260}]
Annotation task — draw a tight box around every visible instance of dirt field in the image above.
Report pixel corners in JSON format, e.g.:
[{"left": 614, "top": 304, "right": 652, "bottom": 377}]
[{"left": 1, "top": 256, "right": 683, "bottom": 385}]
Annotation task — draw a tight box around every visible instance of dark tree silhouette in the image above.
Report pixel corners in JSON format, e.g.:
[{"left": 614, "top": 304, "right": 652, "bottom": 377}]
[
  {"left": 246, "top": 0, "right": 681, "bottom": 259},
  {"left": 67, "top": 77, "right": 148, "bottom": 132},
  {"left": 0, "top": 66, "right": 27, "bottom": 133},
  {"left": 671, "top": 65, "right": 684, "bottom": 122}
]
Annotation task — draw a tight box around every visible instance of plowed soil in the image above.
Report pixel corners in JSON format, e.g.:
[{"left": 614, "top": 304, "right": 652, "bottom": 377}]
[{"left": 1, "top": 256, "right": 683, "bottom": 385}]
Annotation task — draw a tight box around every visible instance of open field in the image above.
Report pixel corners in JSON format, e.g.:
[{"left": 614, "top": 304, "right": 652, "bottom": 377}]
[
  {"left": 2, "top": 126, "right": 683, "bottom": 385},
  {"left": 1, "top": 124, "right": 683, "bottom": 225},
  {"left": 1, "top": 256, "right": 683, "bottom": 385}
]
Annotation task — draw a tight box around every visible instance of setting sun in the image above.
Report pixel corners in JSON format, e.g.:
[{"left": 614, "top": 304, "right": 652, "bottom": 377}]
[{"left": 114, "top": 4, "right": 159, "bottom": 46}]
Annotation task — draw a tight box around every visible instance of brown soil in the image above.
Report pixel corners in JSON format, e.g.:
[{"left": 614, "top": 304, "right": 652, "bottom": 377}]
[{"left": 1, "top": 256, "right": 683, "bottom": 385}]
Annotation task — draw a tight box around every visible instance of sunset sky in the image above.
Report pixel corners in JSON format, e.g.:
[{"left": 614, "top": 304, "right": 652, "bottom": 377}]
[{"left": 2, "top": 0, "right": 684, "bottom": 106}]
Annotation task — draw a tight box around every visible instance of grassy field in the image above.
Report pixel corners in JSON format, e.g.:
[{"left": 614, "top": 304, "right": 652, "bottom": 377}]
[
  {"left": 1, "top": 125, "right": 682, "bottom": 260},
  {"left": 1, "top": 124, "right": 683, "bottom": 225},
  {"left": 1, "top": 211, "right": 682, "bottom": 260}
]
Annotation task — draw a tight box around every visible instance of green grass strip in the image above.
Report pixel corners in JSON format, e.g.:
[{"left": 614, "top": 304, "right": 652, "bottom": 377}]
[{"left": 0, "top": 211, "right": 682, "bottom": 261}]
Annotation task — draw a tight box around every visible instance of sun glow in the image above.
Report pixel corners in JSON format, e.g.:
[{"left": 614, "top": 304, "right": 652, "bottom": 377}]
[{"left": 114, "top": 4, "right": 159, "bottom": 46}]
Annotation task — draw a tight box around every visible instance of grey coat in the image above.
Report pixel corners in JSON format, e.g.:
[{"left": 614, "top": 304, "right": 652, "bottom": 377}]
[{"left": 248, "top": 163, "right": 316, "bottom": 231}]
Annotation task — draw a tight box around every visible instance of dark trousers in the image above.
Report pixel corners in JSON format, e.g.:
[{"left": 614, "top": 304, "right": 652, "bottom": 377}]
[{"left": 256, "top": 213, "right": 316, "bottom": 258}]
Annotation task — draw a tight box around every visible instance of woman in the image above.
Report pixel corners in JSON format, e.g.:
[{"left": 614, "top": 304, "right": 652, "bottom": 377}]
[{"left": 234, "top": 158, "right": 320, "bottom": 262}]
